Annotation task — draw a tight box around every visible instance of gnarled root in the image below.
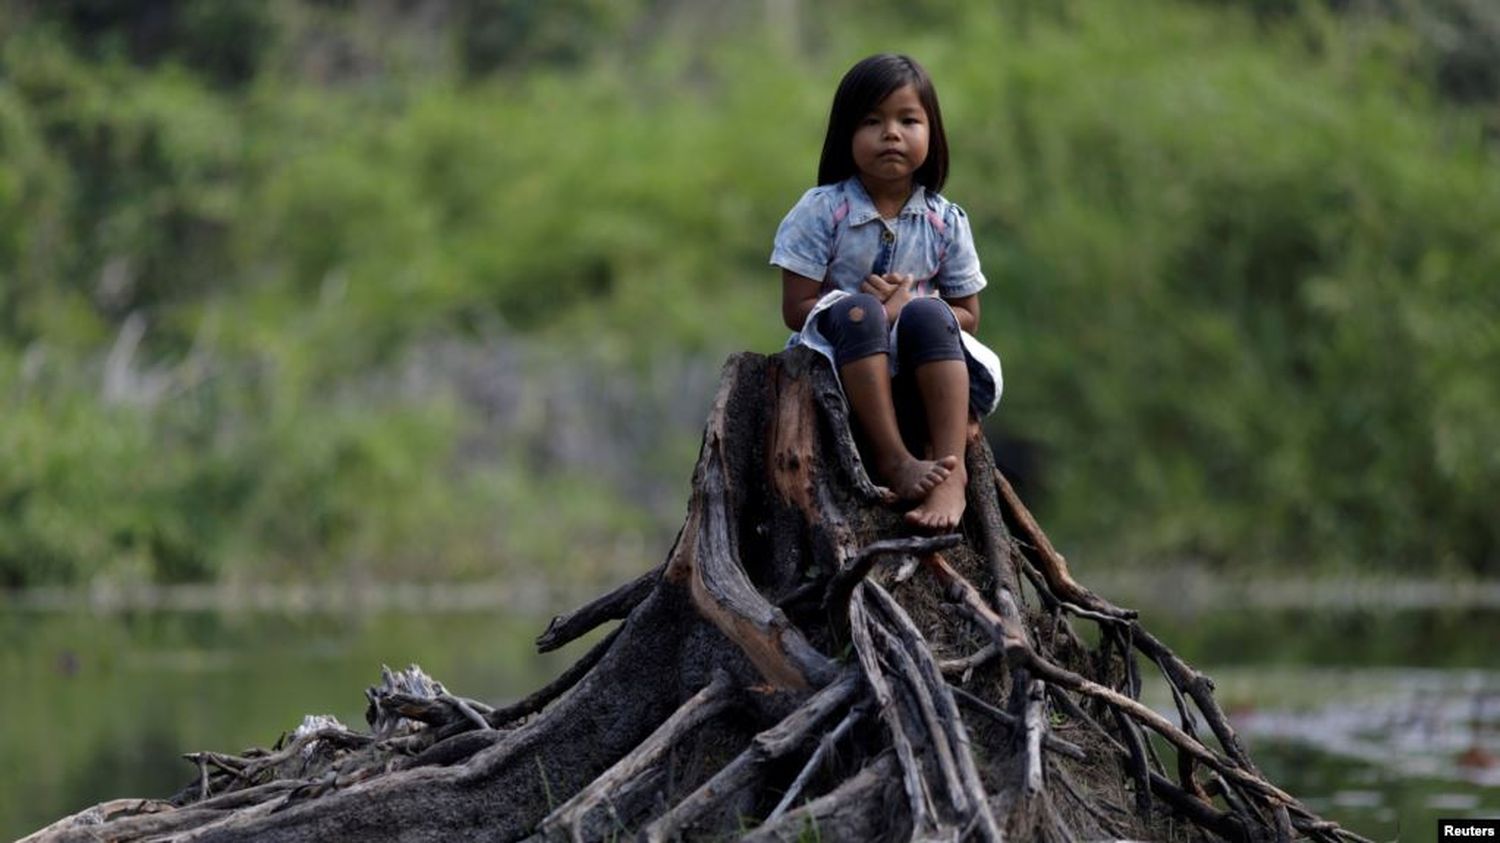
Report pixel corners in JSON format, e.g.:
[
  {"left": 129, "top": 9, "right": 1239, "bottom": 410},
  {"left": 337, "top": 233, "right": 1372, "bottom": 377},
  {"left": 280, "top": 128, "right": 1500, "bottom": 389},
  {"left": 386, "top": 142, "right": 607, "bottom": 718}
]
[{"left": 26, "top": 349, "right": 1367, "bottom": 843}]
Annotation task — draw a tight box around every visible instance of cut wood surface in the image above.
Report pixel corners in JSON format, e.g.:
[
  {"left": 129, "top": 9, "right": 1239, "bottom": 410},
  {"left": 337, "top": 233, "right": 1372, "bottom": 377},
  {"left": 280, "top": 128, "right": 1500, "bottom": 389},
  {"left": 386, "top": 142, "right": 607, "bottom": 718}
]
[{"left": 23, "top": 348, "right": 1369, "bottom": 843}]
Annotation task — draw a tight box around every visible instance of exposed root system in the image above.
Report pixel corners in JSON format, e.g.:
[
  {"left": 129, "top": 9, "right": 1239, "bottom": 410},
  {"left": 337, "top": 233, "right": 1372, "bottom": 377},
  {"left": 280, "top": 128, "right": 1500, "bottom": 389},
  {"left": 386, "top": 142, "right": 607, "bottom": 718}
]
[{"left": 24, "top": 349, "right": 1370, "bottom": 843}]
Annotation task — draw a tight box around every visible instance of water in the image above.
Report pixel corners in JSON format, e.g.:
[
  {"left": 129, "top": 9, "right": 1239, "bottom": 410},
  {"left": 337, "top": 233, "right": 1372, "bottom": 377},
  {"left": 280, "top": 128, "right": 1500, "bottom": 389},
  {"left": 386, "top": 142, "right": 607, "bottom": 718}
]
[
  {"left": 0, "top": 604, "right": 588, "bottom": 838},
  {"left": 1137, "top": 603, "right": 1500, "bottom": 842},
  {"left": 4, "top": 587, "right": 1499, "bottom": 841},
  {"left": 1154, "top": 666, "right": 1500, "bottom": 841}
]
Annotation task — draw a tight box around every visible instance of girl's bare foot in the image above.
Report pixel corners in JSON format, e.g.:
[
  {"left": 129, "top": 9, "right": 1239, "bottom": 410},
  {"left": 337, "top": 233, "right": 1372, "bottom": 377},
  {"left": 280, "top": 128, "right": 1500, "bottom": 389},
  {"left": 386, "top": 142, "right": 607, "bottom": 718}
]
[
  {"left": 879, "top": 454, "right": 957, "bottom": 502},
  {"left": 905, "top": 466, "right": 968, "bottom": 531}
]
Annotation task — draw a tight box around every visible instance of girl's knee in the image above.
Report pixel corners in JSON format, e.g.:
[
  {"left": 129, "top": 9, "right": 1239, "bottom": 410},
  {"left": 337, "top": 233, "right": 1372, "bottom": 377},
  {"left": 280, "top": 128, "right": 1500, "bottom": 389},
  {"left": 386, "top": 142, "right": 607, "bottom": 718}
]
[
  {"left": 900, "top": 296, "right": 958, "bottom": 332},
  {"left": 896, "top": 297, "right": 964, "bottom": 367},
  {"left": 830, "top": 293, "right": 886, "bottom": 326},
  {"left": 821, "top": 293, "right": 890, "bottom": 365}
]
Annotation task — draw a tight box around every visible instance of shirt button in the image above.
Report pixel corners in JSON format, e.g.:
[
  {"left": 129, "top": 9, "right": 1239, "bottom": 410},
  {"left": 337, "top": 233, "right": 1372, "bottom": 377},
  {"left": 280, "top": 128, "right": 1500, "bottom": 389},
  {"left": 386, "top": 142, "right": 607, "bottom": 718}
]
[{"left": 881, "top": 229, "right": 895, "bottom": 243}]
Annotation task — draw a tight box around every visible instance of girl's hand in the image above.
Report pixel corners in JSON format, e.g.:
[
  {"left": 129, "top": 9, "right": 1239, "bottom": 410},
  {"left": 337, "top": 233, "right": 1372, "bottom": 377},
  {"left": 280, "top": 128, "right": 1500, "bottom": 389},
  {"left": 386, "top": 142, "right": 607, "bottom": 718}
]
[
  {"left": 861, "top": 271, "right": 913, "bottom": 300},
  {"left": 860, "top": 272, "right": 899, "bottom": 302},
  {"left": 862, "top": 272, "right": 915, "bottom": 321},
  {"left": 883, "top": 274, "right": 914, "bottom": 321}
]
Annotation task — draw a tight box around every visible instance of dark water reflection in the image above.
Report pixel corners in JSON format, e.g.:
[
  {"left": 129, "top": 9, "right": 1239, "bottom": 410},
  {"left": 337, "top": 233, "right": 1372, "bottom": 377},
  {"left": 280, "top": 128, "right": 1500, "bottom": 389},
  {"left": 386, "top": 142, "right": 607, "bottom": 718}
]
[{"left": 5, "top": 595, "right": 1499, "bottom": 840}]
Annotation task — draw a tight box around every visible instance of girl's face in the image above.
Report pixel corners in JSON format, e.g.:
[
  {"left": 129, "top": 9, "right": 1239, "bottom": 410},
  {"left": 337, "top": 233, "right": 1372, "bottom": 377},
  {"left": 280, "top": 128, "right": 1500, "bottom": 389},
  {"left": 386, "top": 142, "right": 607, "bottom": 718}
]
[{"left": 851, "top": 83, "right": 930, "bottom": 191}]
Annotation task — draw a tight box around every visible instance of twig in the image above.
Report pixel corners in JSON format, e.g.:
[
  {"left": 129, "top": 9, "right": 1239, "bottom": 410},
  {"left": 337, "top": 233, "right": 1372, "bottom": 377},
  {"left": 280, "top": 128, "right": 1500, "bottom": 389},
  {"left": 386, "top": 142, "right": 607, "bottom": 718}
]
[
  {"left": 1113, "top": 705, "right": 1153, "bottom": 819},
  {"left": 865, "top": 582, "right": 1002, "bottom": 842},
  {"left": 1211, "top": 771, "right": 1259, "bottom": 834},
  {"left": 642, "top": 671, "right": 861, "bottom": 842},
  {"left": 488, "top": 625, "right": 622, "bottom": 727},
  {"left": 823, "top": 535, "right": 962, "bottom": 617},
  {"left": 938, "top": 643, "right": 1001, "bottom": 680},
  {"left": 952, "top": 685, "right": 1086, "bottom": 760},
  {"left": 1019, "top": 673, "right": 1047, "bottom": 796},
  {"left": 1161, "top": 662, "right": 1206, "bottom": 797},
  {"left": 992, "top": 468, "right": 1134, "bottom": 620},
  {"left": 1023, "top": 650, "right": 1302, "bottom": 808},
  {"left": 1054, "top": 765, "right": 1132, "bottom": 839},
  {"left": 849, "top": 587, "right": 933, "bottom": 833},
  {"left": 1057, "top": 600, "right": 1125, "bottom": 625},
  {"left": 535, "top": 563, "right": 662, "bottom": 653},
  {"left": 438, "top": 693, "right": 492, "bottom": 731},
  {"left": 540, "top": 671, "right": 736, "bottom": 840},
  {"left": 868, "top": 619, "right": 970, "bottom": 818},
  {"left": 740, "top": 756, "right": 902, "bottom": 843},
  {"left": 766, "top": 704, "right": 864, "bottom": 822},
  {"left": 928, "top": 551, "right": 1309, "bottom": 813}
]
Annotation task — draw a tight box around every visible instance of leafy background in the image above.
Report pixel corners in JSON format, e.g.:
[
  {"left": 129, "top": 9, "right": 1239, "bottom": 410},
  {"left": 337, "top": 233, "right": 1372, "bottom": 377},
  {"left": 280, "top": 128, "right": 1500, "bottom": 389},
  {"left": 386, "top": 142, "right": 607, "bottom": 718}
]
[{"left": 2, "top": 0, "right": 1498, "bottom": 593}]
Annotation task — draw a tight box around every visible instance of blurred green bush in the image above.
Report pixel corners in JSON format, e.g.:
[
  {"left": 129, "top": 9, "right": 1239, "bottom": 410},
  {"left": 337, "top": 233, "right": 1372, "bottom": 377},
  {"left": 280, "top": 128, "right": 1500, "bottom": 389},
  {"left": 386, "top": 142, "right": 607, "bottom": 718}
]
[{"left": 0, "top": 0, "right": 1495, "bottom": 586}]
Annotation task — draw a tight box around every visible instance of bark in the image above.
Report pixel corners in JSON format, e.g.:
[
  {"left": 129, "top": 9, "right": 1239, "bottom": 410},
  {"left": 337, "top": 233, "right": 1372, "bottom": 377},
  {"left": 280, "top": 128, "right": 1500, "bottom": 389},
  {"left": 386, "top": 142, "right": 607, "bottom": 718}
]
[{"left": 23, "top": 348, "right": 1369, "bottom": 843}]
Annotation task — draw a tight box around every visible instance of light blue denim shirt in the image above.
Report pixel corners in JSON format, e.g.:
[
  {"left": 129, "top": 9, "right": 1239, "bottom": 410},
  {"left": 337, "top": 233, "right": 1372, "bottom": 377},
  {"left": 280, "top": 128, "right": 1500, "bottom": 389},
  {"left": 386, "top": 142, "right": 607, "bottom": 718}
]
[
  {"left": 768, "top": 177, "right": 1003, "bottom": 416},
  {"left": 769, "top": 177, "right": 987, "bottom": 300}
]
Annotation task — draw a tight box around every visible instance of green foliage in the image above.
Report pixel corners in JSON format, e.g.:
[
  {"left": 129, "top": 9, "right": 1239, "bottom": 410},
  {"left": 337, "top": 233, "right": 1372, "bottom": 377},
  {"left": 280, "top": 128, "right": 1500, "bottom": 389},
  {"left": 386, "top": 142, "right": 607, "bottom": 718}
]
[
  {"left": 0, "top": 0, "right": 1496, "bottom": 586},
  {"left": 0, "top": 32, "right": 243, "bottom": 349},
  {"left": 27, "top": 0, "right": 274, "bottom": 87},
  {"left": 457, "top": 0, "right": 644, "bottom": 77},
  {"left": 1196, "top": 0, "right": 1500, "bottom": 105},
  {"left": 908, "top": 2, "right": 1500, "bottom": 572}
]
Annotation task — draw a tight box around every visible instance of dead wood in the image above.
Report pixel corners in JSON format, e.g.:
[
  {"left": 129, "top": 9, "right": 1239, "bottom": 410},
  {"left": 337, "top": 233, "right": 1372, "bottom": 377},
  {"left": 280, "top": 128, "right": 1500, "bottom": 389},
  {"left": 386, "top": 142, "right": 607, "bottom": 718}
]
[{"left": 24, "top": 347, "right": 1370, "bottom": 843}]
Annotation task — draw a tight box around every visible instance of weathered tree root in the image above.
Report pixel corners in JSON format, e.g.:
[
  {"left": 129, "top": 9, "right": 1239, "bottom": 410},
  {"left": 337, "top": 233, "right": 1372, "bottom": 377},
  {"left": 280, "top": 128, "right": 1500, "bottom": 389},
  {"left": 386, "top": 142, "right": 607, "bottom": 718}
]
[{"left": 23, "top": 348, "right": 1371, "bottom": 843}]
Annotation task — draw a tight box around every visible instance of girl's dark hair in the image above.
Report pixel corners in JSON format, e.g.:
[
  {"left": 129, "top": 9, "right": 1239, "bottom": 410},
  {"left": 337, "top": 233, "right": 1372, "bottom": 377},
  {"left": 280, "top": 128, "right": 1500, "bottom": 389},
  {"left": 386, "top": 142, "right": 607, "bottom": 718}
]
[{"left": 818, "top": 53, "right": 949, "bottom": 192}]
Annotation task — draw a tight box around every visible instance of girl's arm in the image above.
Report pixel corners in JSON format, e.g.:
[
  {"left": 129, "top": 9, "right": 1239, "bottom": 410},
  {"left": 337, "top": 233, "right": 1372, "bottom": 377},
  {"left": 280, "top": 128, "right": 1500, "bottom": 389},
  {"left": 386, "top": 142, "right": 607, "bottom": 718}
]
[
  {"left": 782, "top": 270, "right": 824, "bottom": 331},
  {"left": 943, "top": 293, "right": 980, "bottom": 333}
]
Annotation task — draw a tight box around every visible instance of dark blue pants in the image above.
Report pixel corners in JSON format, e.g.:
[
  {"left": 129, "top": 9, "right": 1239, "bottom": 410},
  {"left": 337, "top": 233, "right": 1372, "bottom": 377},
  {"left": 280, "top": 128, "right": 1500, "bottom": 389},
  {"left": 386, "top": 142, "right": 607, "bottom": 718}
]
[{"left": 816, "top": 294, "right": 993, "bottom": 419}]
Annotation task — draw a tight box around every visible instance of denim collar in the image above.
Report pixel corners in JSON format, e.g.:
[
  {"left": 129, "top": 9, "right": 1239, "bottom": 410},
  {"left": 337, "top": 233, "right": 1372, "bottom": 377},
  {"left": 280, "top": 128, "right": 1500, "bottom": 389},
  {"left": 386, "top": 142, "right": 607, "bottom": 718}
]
[{"left": 844, "top": 178, "right": 929, "bottom": 226}]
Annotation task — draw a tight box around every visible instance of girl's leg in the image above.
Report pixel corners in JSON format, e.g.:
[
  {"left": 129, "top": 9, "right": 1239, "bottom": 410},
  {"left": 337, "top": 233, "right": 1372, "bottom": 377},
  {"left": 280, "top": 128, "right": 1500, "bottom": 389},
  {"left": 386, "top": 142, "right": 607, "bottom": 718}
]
[
  {"left": 894, "top": 298, "right": 970, "bottom": 530},
  {"left": 906, "top": 360, "right": 969, "bottom": 529},
  {"left": 819, "top": 295, "right": 954, "bottom": 500}
]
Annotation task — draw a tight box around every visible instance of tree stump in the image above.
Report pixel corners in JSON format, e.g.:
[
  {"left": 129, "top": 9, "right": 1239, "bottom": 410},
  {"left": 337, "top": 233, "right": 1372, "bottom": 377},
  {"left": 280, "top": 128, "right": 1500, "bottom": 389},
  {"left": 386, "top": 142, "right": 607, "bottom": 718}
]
[{"left": 24, "top": 348, "right": 1370, "bottom": 843}]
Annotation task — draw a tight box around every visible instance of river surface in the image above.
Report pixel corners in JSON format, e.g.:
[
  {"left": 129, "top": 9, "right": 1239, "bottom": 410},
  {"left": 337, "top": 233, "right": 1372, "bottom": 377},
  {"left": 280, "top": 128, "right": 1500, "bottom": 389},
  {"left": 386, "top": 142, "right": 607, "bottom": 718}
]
[{"left": 4, "top": 579, "right": 1499, "bottom": 841}]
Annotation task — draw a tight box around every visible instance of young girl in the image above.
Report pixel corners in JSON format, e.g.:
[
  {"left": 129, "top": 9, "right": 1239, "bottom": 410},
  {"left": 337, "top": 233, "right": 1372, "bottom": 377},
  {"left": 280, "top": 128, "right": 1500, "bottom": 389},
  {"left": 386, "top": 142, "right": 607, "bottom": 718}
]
[{"left": 770, "top": 53, "right": 1002, "bottom": 531}]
